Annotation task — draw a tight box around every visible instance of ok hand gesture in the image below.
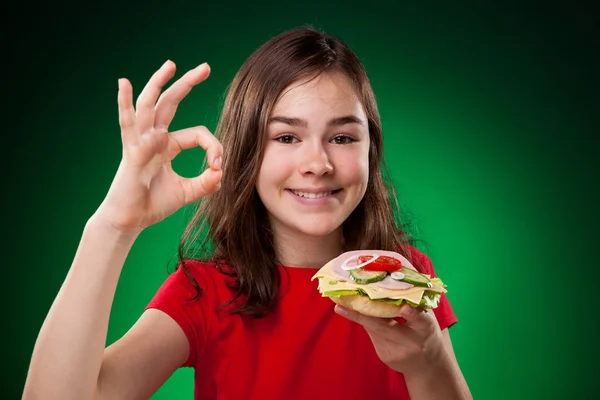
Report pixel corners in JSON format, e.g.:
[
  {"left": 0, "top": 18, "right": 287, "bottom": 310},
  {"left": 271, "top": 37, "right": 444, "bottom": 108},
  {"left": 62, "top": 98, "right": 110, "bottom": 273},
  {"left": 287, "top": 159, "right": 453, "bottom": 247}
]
[{"left": 97, "top": 61, "right": 223, "bottom": 234}]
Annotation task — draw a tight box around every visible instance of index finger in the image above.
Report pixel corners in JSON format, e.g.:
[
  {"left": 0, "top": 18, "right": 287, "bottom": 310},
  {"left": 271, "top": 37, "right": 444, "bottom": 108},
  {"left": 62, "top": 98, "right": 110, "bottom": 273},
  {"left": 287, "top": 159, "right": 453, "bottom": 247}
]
[
  {"left": 334, "top": 305, "right": 397, "bottom": 333},
  {"left": 397, "top": 304, "right": 437, "bottom": 331},
  {"left": 167, "top": 125, "right": 223, "bottom": 169},
  {"left": 153, "top": 63, "right": 211, "bottom": 131}
]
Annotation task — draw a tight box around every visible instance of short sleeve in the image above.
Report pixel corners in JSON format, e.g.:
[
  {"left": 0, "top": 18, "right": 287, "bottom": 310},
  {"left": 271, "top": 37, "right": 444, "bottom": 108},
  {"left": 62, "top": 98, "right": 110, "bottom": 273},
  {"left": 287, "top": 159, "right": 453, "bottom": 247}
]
[
  {"left": 145, "top": 263, "right": 208, "bottom": 367},
  {"left": 409, "top": 247, "right": 458, "bottom": 331}
]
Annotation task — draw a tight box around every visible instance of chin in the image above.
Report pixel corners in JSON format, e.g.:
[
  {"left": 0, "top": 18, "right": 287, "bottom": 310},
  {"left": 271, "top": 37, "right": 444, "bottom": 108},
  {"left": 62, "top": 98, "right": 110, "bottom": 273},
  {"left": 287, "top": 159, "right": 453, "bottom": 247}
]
[{"left": 291, "top": 219, "right": 344, "bottom": 238}]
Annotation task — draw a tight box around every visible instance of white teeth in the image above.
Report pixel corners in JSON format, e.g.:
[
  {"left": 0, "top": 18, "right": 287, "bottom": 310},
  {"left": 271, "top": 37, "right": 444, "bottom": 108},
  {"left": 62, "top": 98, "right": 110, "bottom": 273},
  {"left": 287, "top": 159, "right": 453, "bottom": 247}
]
[{"left": 291, "top": 190, "right": 333, "bottom": 199}]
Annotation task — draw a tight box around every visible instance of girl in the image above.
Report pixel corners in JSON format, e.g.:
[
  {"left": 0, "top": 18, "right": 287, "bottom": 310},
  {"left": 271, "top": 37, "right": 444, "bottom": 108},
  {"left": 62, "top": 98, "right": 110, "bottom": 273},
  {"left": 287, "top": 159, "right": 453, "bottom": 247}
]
[{"left": 23, "top": 26, "right": 472, "bottom": 399}]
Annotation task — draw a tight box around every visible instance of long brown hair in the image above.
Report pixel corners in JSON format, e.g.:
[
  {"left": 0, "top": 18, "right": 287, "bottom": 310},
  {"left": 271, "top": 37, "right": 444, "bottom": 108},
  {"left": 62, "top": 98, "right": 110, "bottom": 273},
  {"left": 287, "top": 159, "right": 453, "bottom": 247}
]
[{"left": 177, "top": 25, "right": 420, "bottom": 317}]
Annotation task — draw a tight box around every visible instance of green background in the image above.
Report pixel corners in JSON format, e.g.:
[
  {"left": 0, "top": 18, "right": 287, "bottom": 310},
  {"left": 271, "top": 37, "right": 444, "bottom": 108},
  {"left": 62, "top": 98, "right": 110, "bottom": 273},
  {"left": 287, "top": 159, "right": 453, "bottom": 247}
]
[{"left": 6, "top": 1, "right": 598, "bottom": 399}]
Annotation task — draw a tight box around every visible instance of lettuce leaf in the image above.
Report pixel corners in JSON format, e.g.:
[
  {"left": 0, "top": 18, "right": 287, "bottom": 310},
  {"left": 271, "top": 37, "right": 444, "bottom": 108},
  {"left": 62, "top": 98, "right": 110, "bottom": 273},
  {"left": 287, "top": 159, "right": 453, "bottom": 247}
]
[{"left": 322, "top": 285, "right": 443, "bottom": 309}]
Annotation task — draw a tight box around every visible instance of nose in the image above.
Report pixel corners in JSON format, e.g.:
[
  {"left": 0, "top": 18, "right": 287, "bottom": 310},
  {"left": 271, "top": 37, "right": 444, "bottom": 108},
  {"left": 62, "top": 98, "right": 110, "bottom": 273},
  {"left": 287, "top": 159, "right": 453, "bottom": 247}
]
[{"left": 298, "top": 142, "right": 334, "bottom": 176}]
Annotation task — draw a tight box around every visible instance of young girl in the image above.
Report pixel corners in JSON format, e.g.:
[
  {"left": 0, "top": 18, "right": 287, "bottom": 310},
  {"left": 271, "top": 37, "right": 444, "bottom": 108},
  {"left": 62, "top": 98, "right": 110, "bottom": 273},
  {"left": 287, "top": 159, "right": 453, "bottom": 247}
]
[{"left": 23, "top": 26, "right": 472, "bottom": 399}]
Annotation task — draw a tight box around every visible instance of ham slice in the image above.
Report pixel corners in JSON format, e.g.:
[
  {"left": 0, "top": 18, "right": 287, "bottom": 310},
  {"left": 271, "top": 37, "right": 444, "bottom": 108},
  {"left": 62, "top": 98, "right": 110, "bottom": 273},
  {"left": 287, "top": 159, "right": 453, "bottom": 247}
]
[
  {"left": 328, "top": 250, "right": 416, "bottom": 290},
  {"left": 375, "top": 275, "right": 414, "bottom": 290}
]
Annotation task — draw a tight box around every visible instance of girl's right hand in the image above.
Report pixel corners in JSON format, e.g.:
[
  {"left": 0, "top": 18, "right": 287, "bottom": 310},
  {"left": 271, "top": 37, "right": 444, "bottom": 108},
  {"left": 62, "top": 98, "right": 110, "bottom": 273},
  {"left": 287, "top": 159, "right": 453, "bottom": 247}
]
[{"left": 95, "top": 61, "right": 223, "bottom": 234}]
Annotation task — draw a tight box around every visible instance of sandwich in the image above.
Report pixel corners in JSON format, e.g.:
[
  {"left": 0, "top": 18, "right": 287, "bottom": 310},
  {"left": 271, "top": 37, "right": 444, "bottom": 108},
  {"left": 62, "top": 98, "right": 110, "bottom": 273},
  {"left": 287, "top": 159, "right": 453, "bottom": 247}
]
[{"left": 311, "top": 250, "right": 447, "bottom": 318}]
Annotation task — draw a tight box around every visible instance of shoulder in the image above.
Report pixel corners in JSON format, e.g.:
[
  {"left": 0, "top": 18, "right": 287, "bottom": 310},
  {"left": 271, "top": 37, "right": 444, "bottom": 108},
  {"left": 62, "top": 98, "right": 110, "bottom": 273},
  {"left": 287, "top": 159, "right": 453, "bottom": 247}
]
[
  {"left": 146, "top": 260, "right": 235, "bottom": 328},
  {"left": 148, "top": 260, "right": 234, "bottom": 305},
  {"left": 164, "top": 259, "right": 233, "bottom": 291},
  {"left": 146, "top": 260, "right": 228, "bottom": 367}
]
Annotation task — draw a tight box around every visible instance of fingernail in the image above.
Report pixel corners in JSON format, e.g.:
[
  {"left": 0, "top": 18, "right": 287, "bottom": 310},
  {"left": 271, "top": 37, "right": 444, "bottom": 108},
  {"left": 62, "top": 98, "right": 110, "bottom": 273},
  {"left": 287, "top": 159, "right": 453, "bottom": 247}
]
[
  {"left": 335, "top": 305, "right": 349, "bottom": 316},
  {"left": 401, "top": 305, "right": 416, "bottom": 319},
  {"left": 197, "top": 62, "right": 207, "bottom": 70},
  {"left": 162, "top": 60, "right": 171, "bottom": 68},
  {"left": 214, "top": 156, "right": 222, "bottom": 169}
]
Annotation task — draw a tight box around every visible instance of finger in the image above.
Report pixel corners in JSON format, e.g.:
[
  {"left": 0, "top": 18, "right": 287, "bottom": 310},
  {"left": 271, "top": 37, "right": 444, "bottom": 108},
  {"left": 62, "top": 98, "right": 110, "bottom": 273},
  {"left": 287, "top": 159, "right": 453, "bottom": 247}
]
[
  {"left": 154, "top": 63, "right": 211, "bottom": 130},
  {"left": 135, "top": 60, "right": 177, "bottom": 133},
  {"left": 397, "top": 304, "right": 436, "bottom": 331},
  {"left": 118, "top": 78, "right": 138, "bottom": 147},
  {"left": 181, "top": 168, "right": 222, "bottom": 204},
  {"left": 392, "top": 305, "right": 427, "bottom": 325},
  {"left": 167, "top": 125, "right": 223, "bottom": 169},
  {"left": 335, "top": 305, "right": 423, "bottom": 345},
  {"left": 334, "top": 305, "right": 397, "bottom": 333}
]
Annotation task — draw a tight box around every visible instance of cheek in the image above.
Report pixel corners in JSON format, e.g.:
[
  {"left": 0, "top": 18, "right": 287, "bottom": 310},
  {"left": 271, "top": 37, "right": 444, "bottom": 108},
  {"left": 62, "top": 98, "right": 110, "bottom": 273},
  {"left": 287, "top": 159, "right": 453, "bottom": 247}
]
[
  {"left": 334, "top": 149, "right": 370, "bottom": 184},
  {"left": 257, "top": 147, "right": 294, "bottom": 190}
]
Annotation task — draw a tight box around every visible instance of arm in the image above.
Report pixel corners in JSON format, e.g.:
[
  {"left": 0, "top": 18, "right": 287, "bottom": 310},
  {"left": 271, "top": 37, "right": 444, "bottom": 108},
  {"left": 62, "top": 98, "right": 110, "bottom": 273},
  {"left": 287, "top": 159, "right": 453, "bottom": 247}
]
[
  {"left": 23, "top": 217, "right": 190, "bottom": 399},
  {"left": 22, "top": 60, "right": 223, "bottom": 399},
  {"left": 404, "top": 328, "right": 472, "bottom": 400},
  {"left": 97, "top": 309, "right": 189, "bottom": 400},
  {"left": 23, "top": 216, "right": 140, "bottom": 400}
]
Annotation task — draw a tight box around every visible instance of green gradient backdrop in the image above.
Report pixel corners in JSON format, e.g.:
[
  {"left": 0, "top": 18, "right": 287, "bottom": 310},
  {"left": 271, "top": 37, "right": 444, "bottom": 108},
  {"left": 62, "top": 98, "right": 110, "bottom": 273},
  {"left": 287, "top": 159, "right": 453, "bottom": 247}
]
[{"left": 6, "top": 1, "right": 598, "bottom": 399}]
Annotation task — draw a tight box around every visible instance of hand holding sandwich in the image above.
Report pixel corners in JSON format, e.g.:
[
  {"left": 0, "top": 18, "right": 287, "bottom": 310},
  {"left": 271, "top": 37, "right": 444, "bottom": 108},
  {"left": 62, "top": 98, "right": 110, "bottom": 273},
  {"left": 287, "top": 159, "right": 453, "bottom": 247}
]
[{"left": 334, "top": 303, "right": 445, "bottom": 375}]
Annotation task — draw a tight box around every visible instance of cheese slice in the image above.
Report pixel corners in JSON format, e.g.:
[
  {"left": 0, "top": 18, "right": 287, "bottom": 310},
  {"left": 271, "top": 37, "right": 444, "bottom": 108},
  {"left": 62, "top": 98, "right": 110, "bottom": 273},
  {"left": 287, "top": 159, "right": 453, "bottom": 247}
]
[{"left": 318, "top": 279, "right": 426, "bottom": 303}]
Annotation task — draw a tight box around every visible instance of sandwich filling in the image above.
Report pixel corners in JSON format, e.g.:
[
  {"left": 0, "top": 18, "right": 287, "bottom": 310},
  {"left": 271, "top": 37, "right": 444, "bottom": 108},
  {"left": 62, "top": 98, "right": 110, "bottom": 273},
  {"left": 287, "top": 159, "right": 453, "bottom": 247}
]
[{"left": 311, "top": 250, "right": 447, "bottom": 308}]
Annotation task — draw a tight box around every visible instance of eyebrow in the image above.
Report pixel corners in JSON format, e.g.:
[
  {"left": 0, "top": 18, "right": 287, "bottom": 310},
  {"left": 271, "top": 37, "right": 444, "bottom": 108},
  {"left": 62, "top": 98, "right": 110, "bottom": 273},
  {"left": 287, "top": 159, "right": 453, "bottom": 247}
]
[{"left": 267, "top": 115, "right": 365, "bottom": 127}]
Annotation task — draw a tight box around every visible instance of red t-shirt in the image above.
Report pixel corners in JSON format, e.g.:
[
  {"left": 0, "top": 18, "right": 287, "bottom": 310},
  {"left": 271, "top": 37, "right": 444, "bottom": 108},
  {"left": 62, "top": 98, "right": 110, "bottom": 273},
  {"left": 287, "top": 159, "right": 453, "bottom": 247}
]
[{"left": 146, "top": 246, "right": 457, "bottom": 399}]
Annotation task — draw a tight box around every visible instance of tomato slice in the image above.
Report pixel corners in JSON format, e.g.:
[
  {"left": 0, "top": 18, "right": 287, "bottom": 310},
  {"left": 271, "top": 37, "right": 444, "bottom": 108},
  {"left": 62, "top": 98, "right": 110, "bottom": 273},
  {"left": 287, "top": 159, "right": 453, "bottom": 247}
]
[{"left": 358, "top": 255, "right": 402, "bottom": 272}]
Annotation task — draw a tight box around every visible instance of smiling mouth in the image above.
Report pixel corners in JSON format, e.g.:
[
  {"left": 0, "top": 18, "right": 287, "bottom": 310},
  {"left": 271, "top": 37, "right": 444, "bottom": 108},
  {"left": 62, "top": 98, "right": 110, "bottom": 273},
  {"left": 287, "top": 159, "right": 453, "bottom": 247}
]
[{"left": 288, "top": 189, "right": 342, "bottom": 199}]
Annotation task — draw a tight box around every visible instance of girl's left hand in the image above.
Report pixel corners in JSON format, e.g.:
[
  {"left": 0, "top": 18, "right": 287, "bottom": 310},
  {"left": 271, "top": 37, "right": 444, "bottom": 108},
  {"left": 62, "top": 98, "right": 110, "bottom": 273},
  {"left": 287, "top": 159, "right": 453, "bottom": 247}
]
[{"left": 334, "top": 304, "right": 446, "bottom": 374}]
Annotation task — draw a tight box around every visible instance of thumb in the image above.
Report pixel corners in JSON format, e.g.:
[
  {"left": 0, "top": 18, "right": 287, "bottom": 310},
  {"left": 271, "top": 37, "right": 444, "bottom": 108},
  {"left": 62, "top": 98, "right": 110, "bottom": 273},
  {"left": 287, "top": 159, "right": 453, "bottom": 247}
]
[{"left": 184, "top": 168, "right": 222, "bottom": 204}]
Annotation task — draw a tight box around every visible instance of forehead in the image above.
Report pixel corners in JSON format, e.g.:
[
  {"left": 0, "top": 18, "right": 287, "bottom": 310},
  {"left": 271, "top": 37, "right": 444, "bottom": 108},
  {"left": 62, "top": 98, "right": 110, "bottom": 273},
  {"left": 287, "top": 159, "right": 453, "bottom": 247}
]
[{"left": 271, "top": 71, "right": 365, "bottom": 119}]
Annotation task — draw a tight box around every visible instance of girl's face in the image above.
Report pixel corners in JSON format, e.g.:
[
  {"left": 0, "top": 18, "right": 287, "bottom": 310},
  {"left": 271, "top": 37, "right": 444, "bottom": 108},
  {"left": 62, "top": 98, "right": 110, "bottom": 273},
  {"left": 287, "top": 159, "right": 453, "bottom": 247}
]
[{"left": 256, "top": 71, "right": 370, "bottom": 240}]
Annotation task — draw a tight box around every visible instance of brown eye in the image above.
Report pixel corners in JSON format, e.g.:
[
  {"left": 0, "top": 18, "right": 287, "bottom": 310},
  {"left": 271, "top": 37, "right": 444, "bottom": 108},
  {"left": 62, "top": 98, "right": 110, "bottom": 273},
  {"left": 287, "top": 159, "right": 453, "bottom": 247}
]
[
  {"left": 276, "top": 135, "right": 298, "bottom": 144},
  {"left": 331, "top": 135, "right": 354, "bottom": 144}
]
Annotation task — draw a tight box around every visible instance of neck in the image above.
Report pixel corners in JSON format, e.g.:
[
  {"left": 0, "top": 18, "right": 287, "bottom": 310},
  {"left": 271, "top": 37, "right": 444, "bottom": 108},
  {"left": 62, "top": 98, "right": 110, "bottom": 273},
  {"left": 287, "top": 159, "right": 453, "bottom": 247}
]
[{"left": 272, "top": 225, "right": 344, "bottom": 269}]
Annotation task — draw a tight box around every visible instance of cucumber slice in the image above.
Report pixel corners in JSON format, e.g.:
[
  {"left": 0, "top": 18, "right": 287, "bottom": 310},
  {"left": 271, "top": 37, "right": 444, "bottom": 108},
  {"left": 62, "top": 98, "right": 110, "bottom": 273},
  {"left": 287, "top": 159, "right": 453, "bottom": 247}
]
[
  {"left": 349, "top": 268, "right": 387, "bottom": 284},
  {"left": 400, "top": 267, "right": 433, "bottom": 287}
]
